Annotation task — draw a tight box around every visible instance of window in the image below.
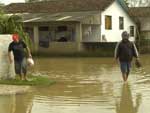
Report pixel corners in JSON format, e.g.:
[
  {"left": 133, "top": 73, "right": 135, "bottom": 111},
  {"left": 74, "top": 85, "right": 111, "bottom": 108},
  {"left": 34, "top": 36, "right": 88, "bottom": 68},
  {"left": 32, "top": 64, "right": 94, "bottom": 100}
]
[
  {"left": 39, "top": 26, "right": 50, "bottom": 48},
  {"left": 105, "top": 15, "right": 112, "bottom": 30},
  {"left": 57, "top": 26, "right": 67, "bottom": 32},
  {"left": 39, "top": 26, "right": 49, "bottom": 31},
  {"left": 119, "top": 17, "right": 124, "bottom": 30},
  {"left": 55, "top": 26, "right": 73, "bottom": 42},
  {"left": 130, "top": 26, "right": 135, "bottom": 37}
]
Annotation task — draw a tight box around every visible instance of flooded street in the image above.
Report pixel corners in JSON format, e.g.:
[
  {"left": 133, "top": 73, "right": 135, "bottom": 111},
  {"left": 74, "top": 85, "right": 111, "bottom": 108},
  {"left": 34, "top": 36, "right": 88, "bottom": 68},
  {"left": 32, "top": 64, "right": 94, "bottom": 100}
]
[{"left": 1, "top": 55, "right": 150, "bottom": 113}]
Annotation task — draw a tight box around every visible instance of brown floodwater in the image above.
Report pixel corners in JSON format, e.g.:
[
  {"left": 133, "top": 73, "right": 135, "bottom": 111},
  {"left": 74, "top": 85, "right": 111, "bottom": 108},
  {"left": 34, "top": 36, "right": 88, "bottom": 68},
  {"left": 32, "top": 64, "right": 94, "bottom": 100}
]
[{"left": 0, "top": 55, "right": 150, "bottom": 113}]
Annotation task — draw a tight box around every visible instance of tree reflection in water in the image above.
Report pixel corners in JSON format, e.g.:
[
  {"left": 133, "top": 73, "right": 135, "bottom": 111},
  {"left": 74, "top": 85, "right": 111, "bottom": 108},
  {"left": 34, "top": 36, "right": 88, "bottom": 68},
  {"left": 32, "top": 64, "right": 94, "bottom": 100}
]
[{"left": 116, "top": 83, "right": 141, "bottom": 113}]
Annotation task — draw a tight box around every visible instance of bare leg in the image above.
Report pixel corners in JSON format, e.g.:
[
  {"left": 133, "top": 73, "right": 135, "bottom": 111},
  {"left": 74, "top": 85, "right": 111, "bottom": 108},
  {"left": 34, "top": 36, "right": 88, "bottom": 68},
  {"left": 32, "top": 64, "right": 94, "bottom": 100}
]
[
  {"left": 23, "top": 74, "right": 27, "bottom": 80},
  {"left": 19, "top": 74, "right": 22, "bottom": 80},
  {"left": 22, "top": 58, "right": 27, "bottom": 80},
  {"left": 122, "top": 73, "right": 127, "bottom": 82},
  {"left": 125, "top": 64, "right": 130, "bottom": 81},
  {"left": 126, "top": 71, "right": 130, "bottom": 81},
  {"left": 19, "top": 74, "right": 24, "bottom": 80}
]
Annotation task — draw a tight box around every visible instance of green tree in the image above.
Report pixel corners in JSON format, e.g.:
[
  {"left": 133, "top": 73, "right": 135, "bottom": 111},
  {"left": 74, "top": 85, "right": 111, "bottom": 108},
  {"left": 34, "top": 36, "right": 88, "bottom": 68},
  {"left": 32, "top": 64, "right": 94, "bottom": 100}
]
[
  {"left": 124, "top": 0, "right": 130, "bottom": 6},
  {"left": 0, "top": 10, "right": 32, "bottom": 49},
  {"left": 125, "top": 0, "right": 150, "bottom": 7}
]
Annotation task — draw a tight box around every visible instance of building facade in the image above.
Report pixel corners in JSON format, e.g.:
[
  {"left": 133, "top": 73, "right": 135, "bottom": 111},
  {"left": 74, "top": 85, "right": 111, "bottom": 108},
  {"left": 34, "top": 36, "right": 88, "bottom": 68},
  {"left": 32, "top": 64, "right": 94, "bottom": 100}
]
[{"left": 4, "top": 0, "right": 136, "bottom": 55}]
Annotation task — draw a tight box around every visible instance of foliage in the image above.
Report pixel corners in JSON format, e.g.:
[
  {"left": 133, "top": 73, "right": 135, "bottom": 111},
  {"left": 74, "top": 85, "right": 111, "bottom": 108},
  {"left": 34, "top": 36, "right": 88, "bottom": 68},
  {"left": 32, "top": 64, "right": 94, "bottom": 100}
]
[
  {"left": 0, "top": 9, "right": 32, "bottom": 48},
  {"left": 124, "top": 0, "right": 150, "bottom": 7},
  {"left": 0, "top": 75, "right": 55, "bottom": 86}
]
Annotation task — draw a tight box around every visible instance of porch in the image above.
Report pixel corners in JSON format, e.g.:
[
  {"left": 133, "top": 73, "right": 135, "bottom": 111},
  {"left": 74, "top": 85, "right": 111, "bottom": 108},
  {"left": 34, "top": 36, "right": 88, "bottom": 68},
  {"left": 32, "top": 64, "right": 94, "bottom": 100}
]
[{"left": 21, "top": 11, "right": 101, "bottom": 54}]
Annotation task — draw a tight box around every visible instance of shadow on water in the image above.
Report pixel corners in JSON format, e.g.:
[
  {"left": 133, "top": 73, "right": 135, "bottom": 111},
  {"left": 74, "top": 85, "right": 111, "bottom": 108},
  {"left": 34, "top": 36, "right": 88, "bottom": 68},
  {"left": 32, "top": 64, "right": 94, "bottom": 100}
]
[{"left": 115, "top": 83, "right": 142, "bottom": 113}]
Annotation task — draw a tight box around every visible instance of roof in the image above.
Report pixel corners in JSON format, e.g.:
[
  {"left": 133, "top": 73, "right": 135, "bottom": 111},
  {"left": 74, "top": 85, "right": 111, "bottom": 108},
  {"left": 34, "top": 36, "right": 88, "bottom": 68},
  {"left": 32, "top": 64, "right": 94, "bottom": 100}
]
[
  {"left": 4, "top": 0, "right": 115, "bottom": 13},
  {"left": 117, "top": 0, "right": 128, "bottom": 11},
  {"left": 129, "top": 7, "right": 150, "bottom": 17},
  {"left": 15, "top": 11, "right": 100, "bottom": 22}
]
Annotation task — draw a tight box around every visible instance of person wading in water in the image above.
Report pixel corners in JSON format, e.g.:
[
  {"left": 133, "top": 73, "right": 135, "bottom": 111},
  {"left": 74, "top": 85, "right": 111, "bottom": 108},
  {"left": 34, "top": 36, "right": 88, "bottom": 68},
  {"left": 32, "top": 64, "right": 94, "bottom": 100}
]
[
  {"left": 8, "top": 34, "right": 32, "bottom": 80},
  {"left": 114, "top": 31, "right": 139, "bottom": 82}
]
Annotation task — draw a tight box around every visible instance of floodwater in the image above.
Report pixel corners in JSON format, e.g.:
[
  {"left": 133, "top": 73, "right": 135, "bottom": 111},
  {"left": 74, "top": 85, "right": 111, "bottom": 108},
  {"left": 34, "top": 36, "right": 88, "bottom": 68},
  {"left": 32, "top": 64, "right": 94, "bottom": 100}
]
[{"left": 1, "top": 55, "right": 150, "bottom": 113}]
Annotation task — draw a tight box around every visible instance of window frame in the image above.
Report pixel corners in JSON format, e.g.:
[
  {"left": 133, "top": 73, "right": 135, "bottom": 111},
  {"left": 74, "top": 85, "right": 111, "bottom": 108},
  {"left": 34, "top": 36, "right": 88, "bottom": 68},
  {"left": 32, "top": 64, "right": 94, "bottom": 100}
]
[
  {"left": 105, "top": 15, "right": 112, "bottom": 30},
  {"left": 130, "top": 26, "right": 135, "bottom": 37},
  {"left": 119, "top": 16, "right": 124, "bottom": 30}
]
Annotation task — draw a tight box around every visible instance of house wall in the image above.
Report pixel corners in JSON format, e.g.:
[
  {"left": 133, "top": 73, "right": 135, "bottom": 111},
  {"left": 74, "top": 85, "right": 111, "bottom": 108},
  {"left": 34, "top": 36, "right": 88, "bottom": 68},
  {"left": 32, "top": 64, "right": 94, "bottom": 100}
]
[
  {"left": 101, "top": 1, "right": 136, "bottom": 42},
  {"left": 81, "top": 14, "right": 101, "bottom": 24},
  {"left": 38, "top": 42, "right": 79, "bottom": 54},
  {"left": 81, "top": 14, "right": 101, "bottom": 42},
  {"left": 82, "top": 24, "right": 101, "bottom": 42},
  {"left": 25, "top": 22, "right": 76, "bottom": 42},
  {"left": 24, "top": 22, "right": 82, "bottom": 53}
]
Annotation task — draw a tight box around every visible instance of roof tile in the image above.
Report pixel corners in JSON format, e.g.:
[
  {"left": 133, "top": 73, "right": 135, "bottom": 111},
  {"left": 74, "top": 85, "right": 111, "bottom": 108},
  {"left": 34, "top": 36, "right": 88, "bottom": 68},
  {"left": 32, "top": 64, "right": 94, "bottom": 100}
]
[{"left": 4, "top": 0, "right": 115, "bottom": 13}]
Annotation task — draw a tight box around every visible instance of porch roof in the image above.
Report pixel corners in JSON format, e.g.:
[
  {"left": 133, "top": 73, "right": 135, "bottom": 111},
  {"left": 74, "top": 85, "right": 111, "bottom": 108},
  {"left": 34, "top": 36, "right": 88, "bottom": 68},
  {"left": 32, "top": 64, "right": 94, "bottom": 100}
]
[
  {"left": 4, "top": 0, "right": 115, "bottom": 13},
  {"left": 11, "top": 11, "right": 100, "bottom": 22}
]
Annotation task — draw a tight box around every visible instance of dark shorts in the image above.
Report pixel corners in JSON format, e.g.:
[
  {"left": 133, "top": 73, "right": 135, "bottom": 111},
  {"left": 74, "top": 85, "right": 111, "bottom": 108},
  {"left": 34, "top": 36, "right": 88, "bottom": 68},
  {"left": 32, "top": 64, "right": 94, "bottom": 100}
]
[
  {"left": 14, "top": 58, "right": 27, "bottom": 75},
  {"left": 120, "top": 62, "right": 131, "bottom": 74}
]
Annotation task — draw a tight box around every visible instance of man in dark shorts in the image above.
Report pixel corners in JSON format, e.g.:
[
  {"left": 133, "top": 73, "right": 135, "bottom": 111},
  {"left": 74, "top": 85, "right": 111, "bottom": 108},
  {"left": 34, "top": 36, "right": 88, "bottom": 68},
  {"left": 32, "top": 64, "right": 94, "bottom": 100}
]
[
  {"left": 114, "top": 31, "right": 139, "bottom": 82},
  {"left": 8, "top": 34, "right": 32, "bottom": 80}
]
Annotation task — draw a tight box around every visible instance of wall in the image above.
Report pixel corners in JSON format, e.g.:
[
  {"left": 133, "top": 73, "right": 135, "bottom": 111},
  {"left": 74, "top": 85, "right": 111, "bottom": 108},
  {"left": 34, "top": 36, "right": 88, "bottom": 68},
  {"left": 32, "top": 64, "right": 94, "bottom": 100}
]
[
  {"left": 81, "top": 14, "right": 101, "bottom": 42},
  {"left": 38, "top": 42, "right": 79, "bottom": 55},
  {"left": 0, "top": 35, "right": 15, "bottom": 79},
  {"left": 25, "top": 22, "right": 83, "bottom": 54},
  {"left": 82, "top": 24, "right": 101, "bottom": 42},
  {"left": 101, "top": 1, "right": 136, "bottom": 42},
  {"left": 81, "top": 14, "right": 101, "bottom": 24},
  {"left": 82, "top": 42, "right": 117, "bottom": 57}
]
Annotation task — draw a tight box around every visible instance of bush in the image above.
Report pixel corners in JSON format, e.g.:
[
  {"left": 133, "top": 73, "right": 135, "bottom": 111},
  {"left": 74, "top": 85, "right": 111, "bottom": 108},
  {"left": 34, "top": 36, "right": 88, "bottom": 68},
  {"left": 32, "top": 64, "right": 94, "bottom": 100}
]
[{"left": 0, "top": 10, "right": 32, "bottom": 49}]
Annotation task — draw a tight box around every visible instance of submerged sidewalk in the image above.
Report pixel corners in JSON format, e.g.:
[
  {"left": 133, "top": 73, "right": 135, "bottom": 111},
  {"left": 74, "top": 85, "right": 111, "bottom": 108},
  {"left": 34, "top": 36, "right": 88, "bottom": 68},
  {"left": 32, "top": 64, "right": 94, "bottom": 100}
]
[{"left": 0, "top": 85, "right": 30, "bottom": 95}]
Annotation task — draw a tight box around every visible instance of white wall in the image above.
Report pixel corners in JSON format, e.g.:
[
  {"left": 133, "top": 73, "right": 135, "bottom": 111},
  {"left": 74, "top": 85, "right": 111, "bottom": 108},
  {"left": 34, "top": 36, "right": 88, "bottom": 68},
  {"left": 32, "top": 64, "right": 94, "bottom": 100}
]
[
  {"left": 81, "top": 13, "right": 101, "bottom": 42},
  {"left": 82, "top": 25, "right": 101, "bottom": 42},
  {"left": 101, "top": 1, "right": 136, "bottom": 42},
  {"left": 81, "top": 14, "right": 101, "bottom": 24},
  {"left": 0, "top": 35, "right": 15, "bottom": 79}
]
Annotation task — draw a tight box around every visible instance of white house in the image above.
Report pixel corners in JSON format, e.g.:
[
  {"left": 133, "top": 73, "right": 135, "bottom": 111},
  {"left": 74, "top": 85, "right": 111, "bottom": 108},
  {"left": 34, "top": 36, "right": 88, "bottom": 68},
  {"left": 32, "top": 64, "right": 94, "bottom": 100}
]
[
  {"left": 101, "top": 1, "right": 136, "bottom": 42},
  {"left": 4, "top": 0, "right": 136, "bottom": 55}
]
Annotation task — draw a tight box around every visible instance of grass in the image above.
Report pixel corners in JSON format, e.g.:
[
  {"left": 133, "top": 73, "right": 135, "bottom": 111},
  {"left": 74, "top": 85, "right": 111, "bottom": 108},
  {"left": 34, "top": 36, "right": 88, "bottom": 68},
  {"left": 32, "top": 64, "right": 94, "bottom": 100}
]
[{"left": 0, "top": 75, "right": 55, "bottom": 86}]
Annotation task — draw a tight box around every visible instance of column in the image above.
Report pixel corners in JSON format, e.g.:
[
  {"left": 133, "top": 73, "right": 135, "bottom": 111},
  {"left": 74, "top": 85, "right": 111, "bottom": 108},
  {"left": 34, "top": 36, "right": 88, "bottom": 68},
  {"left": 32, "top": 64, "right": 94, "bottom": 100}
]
[
  {"left": 75, "top": 23, "right": 82, "bottom": 52},
  {"left": 33, "top": 25, "right": 39, "bottom": 53}
]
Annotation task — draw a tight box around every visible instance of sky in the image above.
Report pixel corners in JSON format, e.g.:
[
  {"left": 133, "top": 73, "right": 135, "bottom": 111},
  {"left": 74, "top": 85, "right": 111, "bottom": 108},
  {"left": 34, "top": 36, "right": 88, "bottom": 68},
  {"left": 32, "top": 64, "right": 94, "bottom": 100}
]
[{"left": 0, "top": 0, "right": 25, "bottom": 5}]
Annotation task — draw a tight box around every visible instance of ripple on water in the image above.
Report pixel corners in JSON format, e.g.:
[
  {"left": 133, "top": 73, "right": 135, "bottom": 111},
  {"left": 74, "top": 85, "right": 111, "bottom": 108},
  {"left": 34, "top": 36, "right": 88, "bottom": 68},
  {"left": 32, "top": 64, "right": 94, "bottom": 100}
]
[{"left": 1, "top": 56, "right": 150, "bottom": 113}]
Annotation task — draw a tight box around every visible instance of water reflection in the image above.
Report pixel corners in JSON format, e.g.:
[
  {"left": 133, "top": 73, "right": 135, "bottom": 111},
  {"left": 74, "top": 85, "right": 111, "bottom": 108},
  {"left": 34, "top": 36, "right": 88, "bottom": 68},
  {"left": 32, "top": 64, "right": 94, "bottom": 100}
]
[
  {"left": 0, "top": 94, "right": 33, "bottom": 113},
  {"left": 0, "top": 95, "right": 16, "bottom": 113},
  {"left": 13, "top": 94, "right": 33, "bottom": 113},
  {"left": 1, "top": 55, "right": 150, "bottom": 113},
  {"left": 116, "top": 84, "right": 141, "bottom": 113}
]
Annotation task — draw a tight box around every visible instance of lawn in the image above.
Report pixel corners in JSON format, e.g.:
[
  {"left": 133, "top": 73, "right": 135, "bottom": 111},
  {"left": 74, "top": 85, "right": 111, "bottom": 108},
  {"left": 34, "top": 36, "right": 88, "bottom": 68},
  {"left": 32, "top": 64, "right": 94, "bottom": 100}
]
[{"left": 0, "top": 75, "right": 55, "bottom": 86}]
